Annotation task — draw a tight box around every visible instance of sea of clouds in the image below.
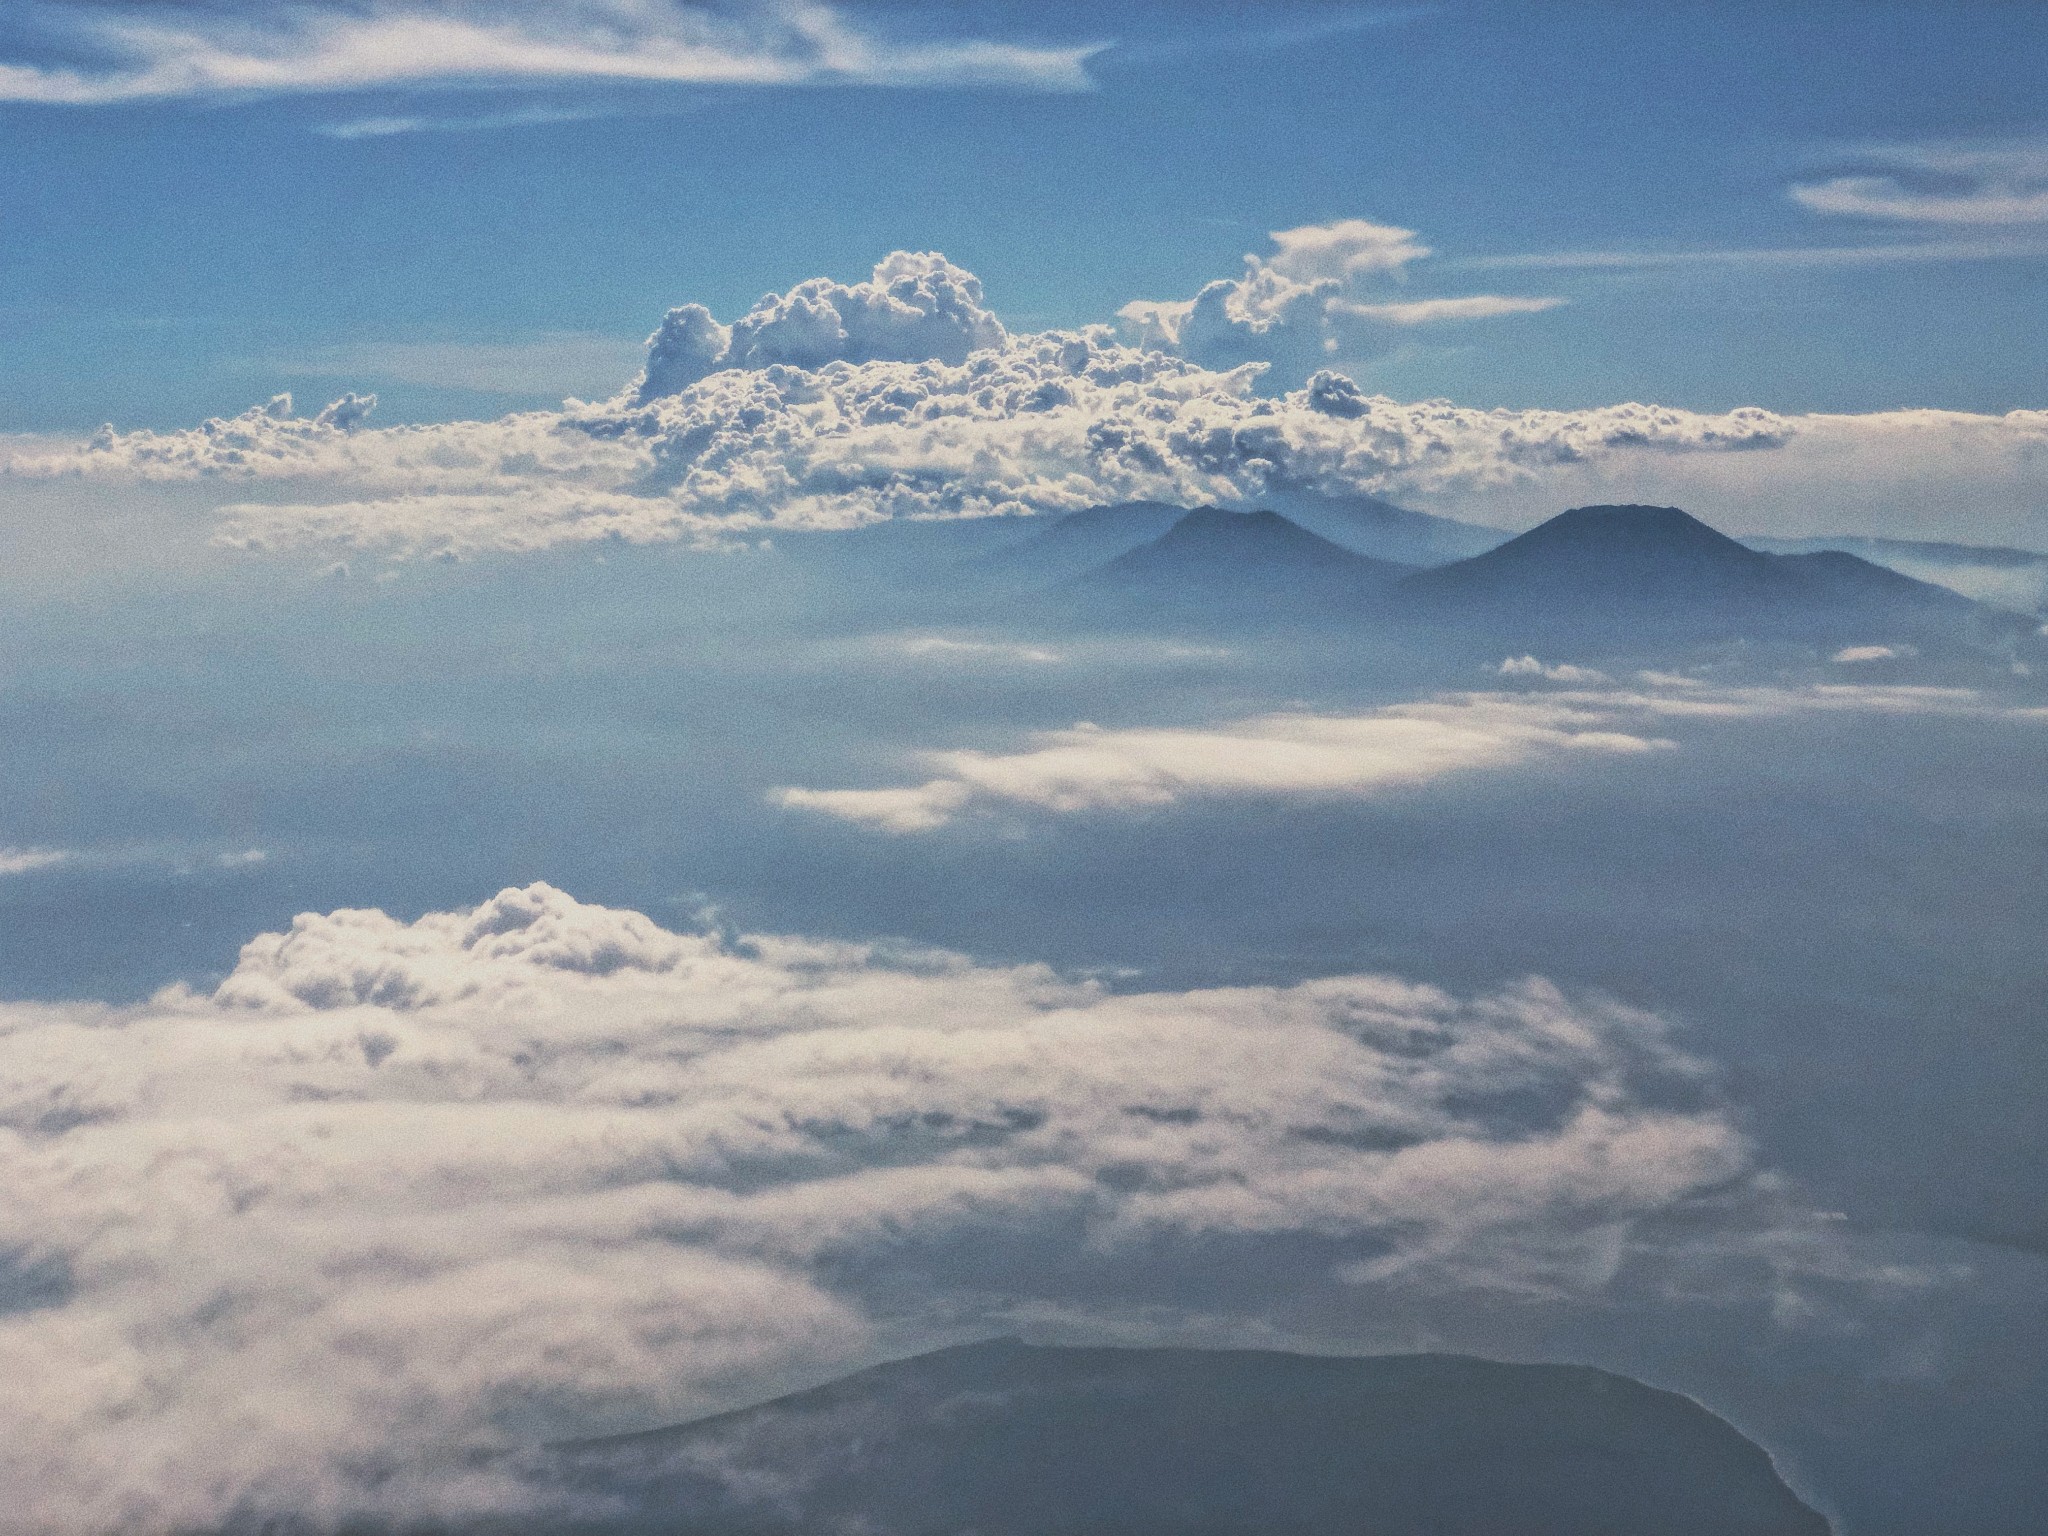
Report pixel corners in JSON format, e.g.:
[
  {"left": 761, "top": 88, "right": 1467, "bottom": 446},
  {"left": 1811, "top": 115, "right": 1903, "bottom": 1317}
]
[
  {"left": 8, "top": 233, "right": 2048, "bottom": 561},
  {"left": 0, "top": 879, "right": 1876, "bottom": 1531}
]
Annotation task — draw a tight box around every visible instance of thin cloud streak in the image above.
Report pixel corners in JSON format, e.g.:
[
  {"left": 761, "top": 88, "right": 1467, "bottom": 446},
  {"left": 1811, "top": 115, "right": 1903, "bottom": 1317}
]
[
  {"left": 0, "top": 1, "right": 1101, "bottom": 106},
  {"left": 1790, "top": 140, "right": 2048, "bottom": 227},
  {"left": 313, "top": 102, "right": 623, "bottom": 138},
  {"left": 1455, "top": 237, "right": 2048, "bottom": 273},
  {"left": 1331, "top": 294, "right": 1565, "bottom": 325},
  {"left": 1098, "top": 4, "right": 1438, "bottom": 67}
]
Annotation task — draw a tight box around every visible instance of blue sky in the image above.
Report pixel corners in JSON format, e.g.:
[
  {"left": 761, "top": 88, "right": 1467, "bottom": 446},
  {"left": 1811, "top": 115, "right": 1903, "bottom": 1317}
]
[{"left": 3, "top": 0, "right": 2046, "bottom": 430}]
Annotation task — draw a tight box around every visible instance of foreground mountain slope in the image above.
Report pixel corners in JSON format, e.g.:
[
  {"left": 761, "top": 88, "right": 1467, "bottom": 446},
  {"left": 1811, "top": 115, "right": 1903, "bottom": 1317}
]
[
  {"left": 1400, "top": 503, "right": 1983, "bottom": 642},
  {"left": 1747, "top": 533, "right": 2048, "bottom": 614},
  {"left": 536, "top": 1340, "right": 1829, "bottom": 1536}
]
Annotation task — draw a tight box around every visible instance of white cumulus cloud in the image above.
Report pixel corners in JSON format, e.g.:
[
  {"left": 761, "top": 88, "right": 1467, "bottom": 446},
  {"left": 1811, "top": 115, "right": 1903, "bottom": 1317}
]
[
  {"left": 1118, "top": 219, "right": 1564, "bottom": 373},
  {"left": 633, "top": 251, "right": 1009, "bottom": 400},
  {"left": 9, "top": 251, "right": 2048, "bottom": 559}
]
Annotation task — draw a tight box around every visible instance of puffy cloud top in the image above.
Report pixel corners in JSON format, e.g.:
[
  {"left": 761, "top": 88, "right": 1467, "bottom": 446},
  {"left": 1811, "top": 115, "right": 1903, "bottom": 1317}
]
[
  {"left": 1118, "top": 219, "right": 1561, "bottom": 371},
  {"left": 633, "top": 251, "right": 1008, "bottom": 401},
  {"left": 1265, "top": 218, "right": 1433, "bottom": 282},
  {"left": 7, "top": 246, "right": 2048, "bottom": 559}
]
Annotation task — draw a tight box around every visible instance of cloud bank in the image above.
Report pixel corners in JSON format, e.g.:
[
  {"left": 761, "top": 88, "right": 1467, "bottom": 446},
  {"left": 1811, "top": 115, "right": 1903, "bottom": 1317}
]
[
  {"left": 0, "top": 880, "right": 1837, "bottom": 1529},
  {"left": 7, "top": 244, "right": 2048, "bottom": 558},
  {"left": 773, "top": 680, "right": 2048, "bottom": 831},
  {"left": 0, "top": 0, "right": 1097, "bottom": 105}
]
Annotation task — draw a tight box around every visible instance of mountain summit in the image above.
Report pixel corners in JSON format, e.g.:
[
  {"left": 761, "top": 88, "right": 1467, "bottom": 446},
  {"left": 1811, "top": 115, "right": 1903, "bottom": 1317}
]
[
  {"left": 1400, "top": 502, "right": 1977, "bottom": 641},
  {"left": 1404, "top": 504, "right": 1786, "bottom": 602},
  {"left": 1100, "top": 507, "right": 1411, "bottom": 579},
  {"left": 1074, "top": 508, "right": 1415, "bottom": 623}
]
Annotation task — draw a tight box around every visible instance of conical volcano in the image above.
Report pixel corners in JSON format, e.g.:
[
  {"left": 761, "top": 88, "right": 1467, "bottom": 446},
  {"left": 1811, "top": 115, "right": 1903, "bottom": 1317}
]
[
  {"left": 1399, "top": 503, "right": 1976, "bottom": 640},
  {"left": 1075, "top": 508, "right": 1414, "bottom": 622}
]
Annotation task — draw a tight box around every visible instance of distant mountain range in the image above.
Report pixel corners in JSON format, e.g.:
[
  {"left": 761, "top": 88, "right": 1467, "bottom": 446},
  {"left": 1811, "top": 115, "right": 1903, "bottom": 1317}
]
[
  {"left": 983, "top": 493, "right": 1500, "bottom": 584},
  {"left": 1046, "top": 501, "right": 2014, "bottom": 649},
  {"left": 1744, "top": 533, "right": 2048, "bottom": 615},
  {"left": 527, "top": 1340, "right": 1828, "bottom": 1536},
  {"left": 979, "top": 501, "right": 1191, "bottom": 585},
  {"left": 772, "top": 498, "right": 2037, "bottom": 652},
  {"left": 1256, "top": 489, "right": 1508, "bottom": 565},
  {"left": 1074, "top": 508, "right": 1414, "bottom": 614},
  {"left": 1398, "top": 503, "right": 1981, "bottom": 641}
]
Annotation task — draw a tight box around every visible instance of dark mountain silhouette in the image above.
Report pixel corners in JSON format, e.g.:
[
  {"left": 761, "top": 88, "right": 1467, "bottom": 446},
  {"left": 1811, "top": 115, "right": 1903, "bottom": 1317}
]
[
  {"left": 529, "top": 1340, "right": 1829, "bottom": 1536},
  {"left": 1399, "top": 503, "right": 1986, "bottom": 643},
  {"left": 1069, "top": 508, "right": 1414, "bottom": 624}
]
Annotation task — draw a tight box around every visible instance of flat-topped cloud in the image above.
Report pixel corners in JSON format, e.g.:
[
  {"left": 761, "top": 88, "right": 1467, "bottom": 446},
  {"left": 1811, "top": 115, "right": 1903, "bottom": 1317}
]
[
  {"left": 773, "top": 680, "right": 2048, "bottom": 832},
  {"left": 0, "top": 880, "right": 1858, "bottom": 1530}
]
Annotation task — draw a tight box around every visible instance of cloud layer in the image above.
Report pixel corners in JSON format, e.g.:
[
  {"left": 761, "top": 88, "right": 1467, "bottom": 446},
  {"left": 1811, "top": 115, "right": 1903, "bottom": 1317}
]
[
  {"left": 7, "top": 245, "right": 2048, "bottom": 558},
  {"left": 0, "top": 0, "right": 1097, "bottom": 105},
  {"left": 773, "top": 679, "right": 2048, "bottom": 831},
  {"left": 0, "top": 880, "right": 1847, "bottom": 1530}
]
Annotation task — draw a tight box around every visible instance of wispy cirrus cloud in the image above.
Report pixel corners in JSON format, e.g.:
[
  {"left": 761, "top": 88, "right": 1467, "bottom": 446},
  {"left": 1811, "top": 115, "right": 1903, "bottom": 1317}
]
[
  {"left": 1457, "top": 235, "right": 2048, "bottom": 272},
  {"left": 1791, "top": 140, "right": 2048, "bottom": 226},
  {"left": 312, "top": 101, "right": 622, "bottom": 138},
  {"left": 1099, "top": 4, "right": 1438, "bottom": 68},
  {"left": 1330, "top": 293, "right": 1565, "bottom": 325},
  {"left": 0, "top": 0, "right": 1100, "bottom": 106}
]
